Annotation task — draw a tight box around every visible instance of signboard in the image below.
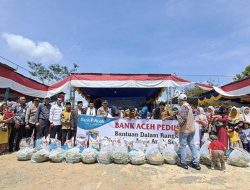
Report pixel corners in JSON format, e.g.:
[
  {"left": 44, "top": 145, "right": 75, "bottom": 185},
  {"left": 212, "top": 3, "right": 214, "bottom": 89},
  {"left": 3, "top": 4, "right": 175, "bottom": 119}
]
[{"left": 77, "top": 115, "right": 179, "bottom": 145}]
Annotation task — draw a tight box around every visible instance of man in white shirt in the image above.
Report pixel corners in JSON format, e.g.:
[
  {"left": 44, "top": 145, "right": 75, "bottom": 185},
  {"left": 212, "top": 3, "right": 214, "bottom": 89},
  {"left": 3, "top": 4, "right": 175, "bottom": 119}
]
[
  {"left": 49, "top": 98, "right": 63, "bottom": 140},
  {"left": 86, "top": 100, "right": 96, "bottom": 116}
]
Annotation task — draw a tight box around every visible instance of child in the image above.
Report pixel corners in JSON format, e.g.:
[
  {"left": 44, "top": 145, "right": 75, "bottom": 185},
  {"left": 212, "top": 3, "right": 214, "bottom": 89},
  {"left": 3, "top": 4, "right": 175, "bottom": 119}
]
[
  {"left": 228, "top": 122, "right": 243, "bottom": 149},
  {"left": 208, "top": 135, "right": 226, "bottom": 170},
  {"left": 242, "top": 122, "right": 250, "bottom": 152},
  {"left": 239, "top": 124, "right": 248, "bottom": 151}
]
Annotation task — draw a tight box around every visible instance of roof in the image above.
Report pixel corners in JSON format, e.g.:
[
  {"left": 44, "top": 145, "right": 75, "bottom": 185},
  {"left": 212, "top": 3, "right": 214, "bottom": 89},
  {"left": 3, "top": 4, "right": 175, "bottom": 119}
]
[
  {"left": 47, "top": 73, "right": 191, "bottom": 97},
  {"left": 0, "top": 63, "right": 49, "bottom": 98}
]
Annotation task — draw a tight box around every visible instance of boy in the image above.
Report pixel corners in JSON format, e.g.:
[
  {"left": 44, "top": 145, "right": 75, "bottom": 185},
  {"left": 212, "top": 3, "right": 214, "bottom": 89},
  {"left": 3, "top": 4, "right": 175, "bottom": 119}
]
[{"left": 208, "top": 135, "right": 226, "bottom": 170}]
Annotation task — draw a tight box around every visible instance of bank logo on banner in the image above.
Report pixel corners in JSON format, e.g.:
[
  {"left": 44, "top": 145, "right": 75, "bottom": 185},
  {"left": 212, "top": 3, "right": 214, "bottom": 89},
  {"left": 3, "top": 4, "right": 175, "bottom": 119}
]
[
  {"left": 78, "top": 115, "right": 116, "bottom": 130},
  {"left": 77, "top": 115, "right": 182, "bottom": 146}
]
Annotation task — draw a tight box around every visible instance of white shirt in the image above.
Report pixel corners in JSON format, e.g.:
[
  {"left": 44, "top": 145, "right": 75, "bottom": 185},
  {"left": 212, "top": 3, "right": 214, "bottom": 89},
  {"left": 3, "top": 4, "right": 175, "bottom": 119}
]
[
  {"left": 49, "top": 104, "right": 63, "bottom": 125},
  {"left": 194, "top": 121, "right": 200, "bottom": 148},
  {"left": 86, "top": 107, "right": 96, "bottom": 116},
  {"left": 78, "top": 109, "right": 82, "bottom": 115}
]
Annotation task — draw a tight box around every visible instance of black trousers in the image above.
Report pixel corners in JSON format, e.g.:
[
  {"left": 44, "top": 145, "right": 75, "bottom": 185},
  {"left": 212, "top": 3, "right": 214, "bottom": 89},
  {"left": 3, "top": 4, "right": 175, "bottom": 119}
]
[
  {"left": 61, "top": 129, "right": 73, "bottom": 145},
  {"left": 26, "top": 123, "right": 37, "bottom": 140},
  {"left": 37, "top": 119, "right": 50, "bottom": 139},
  {"left": 9, "top": 124, "right": 26, "bottom": 152},
  {"left": 50, "top": 125, "right": 62, "bottom": 140}
]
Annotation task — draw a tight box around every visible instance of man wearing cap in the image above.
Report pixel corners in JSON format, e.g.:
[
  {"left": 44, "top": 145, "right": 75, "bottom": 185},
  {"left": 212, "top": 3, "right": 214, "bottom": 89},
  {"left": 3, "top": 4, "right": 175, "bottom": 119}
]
[
  {"left": 25, "top": 97, "right": 40, "bottom": 140},
  {"left": 70, "top": 101, "right": 85, "bottom": 143},
  {"left": 10, "top": 96, "right": 28, "bottom": 151},
  {"left": 176, "top": 94, "right": 201, "bottom": 170},
  {"left": 35, "top": 96, "right": 51, "bottom": 138},
  {"left": 49, "top": 97, "right": 63, "bottom": 140},
  {"left": 97, "top": 100, "right": 111, "bottom": 117}
]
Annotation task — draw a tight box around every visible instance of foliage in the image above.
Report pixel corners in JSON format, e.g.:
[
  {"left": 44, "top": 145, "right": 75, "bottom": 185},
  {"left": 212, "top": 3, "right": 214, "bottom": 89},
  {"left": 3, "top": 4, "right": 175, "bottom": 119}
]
[
  {"left": 184, "top": 86, "right": 205, "bottom": 98},
  {"left": 234, "top": 64, "right": 250, "bottom": 81},
  {"left": 27, "top": 62, "right": 79, "bottom": 84}
]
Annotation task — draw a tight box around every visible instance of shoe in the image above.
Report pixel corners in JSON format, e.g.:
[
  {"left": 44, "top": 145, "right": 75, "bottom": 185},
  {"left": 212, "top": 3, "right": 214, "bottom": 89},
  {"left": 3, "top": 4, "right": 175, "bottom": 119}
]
[
  {"left": 177, "top": 163, "right": 188, "bottom": 170},
  {"left": 191, "top": 163, "right": 201, "bottom": 170},
  {"left": 211, "top": 167, "right": 215, "bottom": 170}
]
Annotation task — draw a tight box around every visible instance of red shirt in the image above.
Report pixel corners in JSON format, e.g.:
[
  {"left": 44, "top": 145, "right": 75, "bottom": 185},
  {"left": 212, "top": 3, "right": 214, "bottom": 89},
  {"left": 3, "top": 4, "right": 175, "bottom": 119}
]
[
  {"left": 208, "top": 140, "right": 226, "bottom": 151},
  {"left": 3, "top": 111, "right": 14, "bottom": 120}
]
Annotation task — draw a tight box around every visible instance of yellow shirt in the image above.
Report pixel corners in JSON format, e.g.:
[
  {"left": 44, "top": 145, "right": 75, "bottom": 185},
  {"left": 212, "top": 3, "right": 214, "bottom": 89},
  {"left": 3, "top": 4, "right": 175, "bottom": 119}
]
[
  {"left": 229, "top": 131, "right": 240, "bottom": 142},
  {"left": 61, "top": 110, "right": 71, "bottom": 129},
  {"left": 0, "top": 114, "right": 8, "bottom": 144}
]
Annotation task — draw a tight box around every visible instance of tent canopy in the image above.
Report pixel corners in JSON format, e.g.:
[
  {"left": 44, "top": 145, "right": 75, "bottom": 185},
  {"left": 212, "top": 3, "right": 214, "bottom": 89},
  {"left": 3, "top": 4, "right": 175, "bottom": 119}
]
[
  {"left": 47, "top": 73, "right": 191, "bottom": 97},
  {"left": 0, "top": 63, "right": 48, "bottom": 98},
  {"left": 198, "top": 77, "right": 250, "bottom": 106},
  {"left": 213, "top": 77, "right": 250, "bottom": 97}
]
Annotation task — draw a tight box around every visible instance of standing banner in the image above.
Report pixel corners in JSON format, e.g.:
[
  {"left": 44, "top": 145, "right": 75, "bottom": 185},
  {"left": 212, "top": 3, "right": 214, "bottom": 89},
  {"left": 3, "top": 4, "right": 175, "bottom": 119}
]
[{"left": 77, "top": 115, "right": 179, "bottom": 145}]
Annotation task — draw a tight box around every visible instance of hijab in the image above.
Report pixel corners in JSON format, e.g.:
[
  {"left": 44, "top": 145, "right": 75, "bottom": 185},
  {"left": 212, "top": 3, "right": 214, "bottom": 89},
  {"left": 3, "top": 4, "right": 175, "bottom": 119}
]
[
  {"left": 207, "top": 106, "right": 215, "bottom": 116},
  {"left": 228, "top": 106, "right": 243, "bottom": 124},
  {"left": 242, "top": 107, "right": 250, "bottom": 124},
  {"left": 197, "top": 107, "right": 205, "bottom": 115},
  {"left": 196, "top": 107, "right": 207, "bottom": 124}
]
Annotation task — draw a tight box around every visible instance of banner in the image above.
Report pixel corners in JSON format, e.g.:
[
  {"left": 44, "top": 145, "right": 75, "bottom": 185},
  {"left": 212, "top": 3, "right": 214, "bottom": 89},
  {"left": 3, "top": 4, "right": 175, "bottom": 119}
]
[{"left": 77, "top": 115, "right": 179, "bottom": 145}]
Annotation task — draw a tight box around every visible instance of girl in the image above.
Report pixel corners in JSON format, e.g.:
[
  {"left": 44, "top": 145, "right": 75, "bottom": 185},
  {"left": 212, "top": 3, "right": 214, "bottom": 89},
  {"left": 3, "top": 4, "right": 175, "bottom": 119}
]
[{"left": 228, "top": 107, "right": 243, "bottom": 148}]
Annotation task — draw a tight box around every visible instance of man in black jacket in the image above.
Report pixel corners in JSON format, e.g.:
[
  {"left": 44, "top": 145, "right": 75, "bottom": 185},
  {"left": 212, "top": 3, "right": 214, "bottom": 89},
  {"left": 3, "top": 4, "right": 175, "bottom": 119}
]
[{"left": 35, "top": 96, "right": 51, "bottom": 139}]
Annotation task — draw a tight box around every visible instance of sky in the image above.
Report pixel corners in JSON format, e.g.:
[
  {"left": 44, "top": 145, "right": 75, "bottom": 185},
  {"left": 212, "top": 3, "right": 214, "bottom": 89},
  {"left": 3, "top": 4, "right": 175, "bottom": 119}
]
[{"left": 0, "top": 0, "right": 250, "bottom": 86}]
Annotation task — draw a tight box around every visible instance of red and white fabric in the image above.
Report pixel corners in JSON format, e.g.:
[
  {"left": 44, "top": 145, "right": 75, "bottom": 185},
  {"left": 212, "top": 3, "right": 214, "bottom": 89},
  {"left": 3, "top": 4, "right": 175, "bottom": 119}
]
[
  {"left": 47, "top": 74, "right": 191, "bottom": 97},
  {"left": 213, "top": 77, "right": 250, "bottom": 97},
  {"left": 0, "top": 64, "right": 48, "bottom": 98},
  {"left": 195, "top": 83, "right": 214, "bottom": 91}
]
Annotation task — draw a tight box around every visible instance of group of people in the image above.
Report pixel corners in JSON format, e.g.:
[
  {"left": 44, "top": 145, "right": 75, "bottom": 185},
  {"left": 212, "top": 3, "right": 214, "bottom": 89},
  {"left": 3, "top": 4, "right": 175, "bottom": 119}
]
[
  {"left": 176, "top": 94, "right": 250, "bottom": 170},
  {"left": 0, "top": 94, "right": 250, "bottom": 171},
  {"left": 0, "top": 96, "right": 76, "bottom": 153}
]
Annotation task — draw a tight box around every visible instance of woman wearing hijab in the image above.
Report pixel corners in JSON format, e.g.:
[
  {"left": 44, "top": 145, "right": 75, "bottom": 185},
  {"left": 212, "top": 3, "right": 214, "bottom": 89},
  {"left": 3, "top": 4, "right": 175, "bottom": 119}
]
[
  {"left": 207, "top": 106, "right": 216, "bottom": 135},
  {"left": 0, "top": 102, "right": 13, "bottom": 154},
  {"left": 214, "top": 106, "right": 229, "bottom": 149},
  {"left": 228, "top": 107, "right": 243, "bottom": 148},
  {"left": 195, "top": 107, "right": 208, "bottom": 145},
  {"left": 242, "top": 107, "right": 250, "bottom": 124}
]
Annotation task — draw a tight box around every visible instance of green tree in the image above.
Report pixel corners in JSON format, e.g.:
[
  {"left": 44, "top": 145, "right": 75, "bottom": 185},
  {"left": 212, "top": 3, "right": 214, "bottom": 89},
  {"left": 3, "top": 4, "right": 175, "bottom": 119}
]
[
  {"left": 27, "top": 62, "right": 79, "bottom": 84},
  {"left": 184, "top": 86, "right": 205, "bottom": 98},
  {"left": 234, "top": 64, "right": 250, "bottom": 81}
]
